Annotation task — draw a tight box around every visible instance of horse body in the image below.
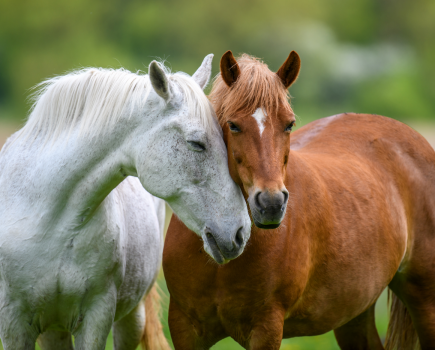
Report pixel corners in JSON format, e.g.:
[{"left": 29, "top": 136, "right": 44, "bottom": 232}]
[
  {"left": 0, "top": 131, "right": 164, "bottom": 349},
  {"left": 164, "top": 52, "right": 435, "bottom": 349},
  {"left": 0, "top": 153, "right": 162, "bottom": 328},
  {"left": 164, "top": 113, "right": 432, "bottom": 349},
  {"left": 0, "top": 55, "right": 251, "bottom": 350}
]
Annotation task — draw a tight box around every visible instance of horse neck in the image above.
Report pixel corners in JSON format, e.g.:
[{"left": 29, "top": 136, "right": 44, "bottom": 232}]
[{"left": 2, "top": 112, "right": 149, "bottom": 230}]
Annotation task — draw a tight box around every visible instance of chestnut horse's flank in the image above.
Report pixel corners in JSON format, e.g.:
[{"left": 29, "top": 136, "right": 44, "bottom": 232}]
[{"left": 164, "top": 51, "right": 435, "bottom": 349}]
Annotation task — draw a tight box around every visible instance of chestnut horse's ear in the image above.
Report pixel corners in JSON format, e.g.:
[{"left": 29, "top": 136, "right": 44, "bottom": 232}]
[
  {"left": 220, "top": 50, "right": 241, "bottom": 87},
  {"left": 276, "top": 51, "right": 301, "bottom": 89}
]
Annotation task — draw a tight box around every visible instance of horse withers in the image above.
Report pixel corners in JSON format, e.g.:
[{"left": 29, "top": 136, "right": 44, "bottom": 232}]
[
  {"left": 163, "top": 51, "right": 435, "bottom": 349},
  {"left": 0, "top": 55, "right": 250, "bottom": 350}
]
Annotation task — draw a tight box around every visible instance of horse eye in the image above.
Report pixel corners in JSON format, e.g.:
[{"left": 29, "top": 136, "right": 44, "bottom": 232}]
[
  {"left": 227, "top": 121, "right": 241, "bottom": 133},
  {"left": 187, "top": 141, "right": 206, "bottom": 152},
  {"left": 285, "top": 121, "right": 296, "bottom": 132}
]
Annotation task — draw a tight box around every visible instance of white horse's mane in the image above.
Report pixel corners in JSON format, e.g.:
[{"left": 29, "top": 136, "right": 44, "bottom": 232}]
[{"left": 18, "top": 63, "right": 215, "bottom": 142}]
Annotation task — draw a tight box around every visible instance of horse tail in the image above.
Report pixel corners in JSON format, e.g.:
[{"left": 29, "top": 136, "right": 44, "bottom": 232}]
[
  {"left": 141, "top": 283, "right": 171, "bottom": 350},
  {"left": 384, "top": 289, "right": 420, "bottom": 350}
]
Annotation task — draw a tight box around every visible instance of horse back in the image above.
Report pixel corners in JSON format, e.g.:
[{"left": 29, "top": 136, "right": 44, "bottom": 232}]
[{"left": 291, "top": 113, "right": 435, "bottom": 259}]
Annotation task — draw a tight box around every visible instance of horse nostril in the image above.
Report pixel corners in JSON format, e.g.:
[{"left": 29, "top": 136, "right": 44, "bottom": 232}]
[
  {"left": 255, "top": 191, "right": 262, "bottom": 210},
  {"left": 234, "top": 227, "right": 244, "bottom": 248},
  {"left": 282, "top": 191, "right": 288, "bottom": 204}
]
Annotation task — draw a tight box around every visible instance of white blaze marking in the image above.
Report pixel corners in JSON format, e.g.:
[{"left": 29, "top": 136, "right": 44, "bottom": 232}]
[{"left": 251, "top": 108, "right": 267, "bottom": 136}]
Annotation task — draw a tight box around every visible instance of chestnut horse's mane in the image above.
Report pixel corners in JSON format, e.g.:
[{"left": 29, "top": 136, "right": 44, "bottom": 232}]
[{"left": 209, "top": 54, "right": 292, "bottom": 126}]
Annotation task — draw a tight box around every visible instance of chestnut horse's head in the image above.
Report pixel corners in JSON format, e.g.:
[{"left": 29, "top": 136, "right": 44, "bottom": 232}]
[{"left": 210, "top": 51, "right": 300, "bottom": 229}]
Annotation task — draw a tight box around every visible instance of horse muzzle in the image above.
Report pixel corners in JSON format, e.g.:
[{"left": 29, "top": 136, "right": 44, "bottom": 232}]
[
  {"left": 202, "top": 223, "right": 250, "bottom": 264},
  {"left": 248, "top": 189, "right": 288, "bottom": 229}
]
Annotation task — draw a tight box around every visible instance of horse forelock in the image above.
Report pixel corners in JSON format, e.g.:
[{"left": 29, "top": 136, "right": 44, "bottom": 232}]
[
  {"left": 209, "top": 54, "right": 293, "bottom": 126},
  {"left": 17, "top": 64, "right": 216, "bottom": 144}
]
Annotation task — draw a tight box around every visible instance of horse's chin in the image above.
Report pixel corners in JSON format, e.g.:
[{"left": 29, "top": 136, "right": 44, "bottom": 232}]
[
  {"left": 254, "top": 221, "right": 281, "bottom": 229},
  {"left": 252, "top": 211, "right": 285, "bottom": 229},
  {"left": 203, "top": 233, "right": 231, "bottom": 265},
  {"left": 207, "top": 246, "right": 230, "bottom": 265}
]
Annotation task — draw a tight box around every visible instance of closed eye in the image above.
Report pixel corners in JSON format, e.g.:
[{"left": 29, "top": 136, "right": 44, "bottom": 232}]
[
  {"left": 285, "top": 121, "right": 296, "bottom": 132},
  {"left": 227, "top": 121, "right": 241, "bottom": 133},
  {"left": 187, "top": 140, "right": 206, "bottom": 152}
]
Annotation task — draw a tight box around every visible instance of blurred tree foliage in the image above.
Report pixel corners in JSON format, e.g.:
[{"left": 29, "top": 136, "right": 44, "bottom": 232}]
[{"left": 0, "top": 0, "right": 434, "bottom": 124}]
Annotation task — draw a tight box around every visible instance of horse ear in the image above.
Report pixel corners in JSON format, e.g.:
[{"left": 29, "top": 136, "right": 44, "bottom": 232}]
[
  {"left": 192, "top": 54, "right": 214, "bottom": 90},
  {"left": 276, "top": 51, "right": 301, "bottom": 89},
  {"left": 149, "top": 61, "right": 170, "bottom": 100},
  {"left": 220, "top": 50, "right": 241, "bottom": 87}
]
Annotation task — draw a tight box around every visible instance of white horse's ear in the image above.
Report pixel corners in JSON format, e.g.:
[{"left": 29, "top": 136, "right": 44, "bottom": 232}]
[
  {"left": 149, "top": 61, "right": 170, "bottom": 100},
  {"left": 192, "top": 54, "right": 214, "bottom": 90}
]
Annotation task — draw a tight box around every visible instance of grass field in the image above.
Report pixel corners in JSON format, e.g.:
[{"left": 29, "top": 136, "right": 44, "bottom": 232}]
[{"left": 0, "top": 119, "right": 433, "bottom": 349}]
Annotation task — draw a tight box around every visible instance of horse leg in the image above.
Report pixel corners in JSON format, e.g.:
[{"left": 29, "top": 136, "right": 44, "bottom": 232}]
[
  {"left": 0, "top": 332, "right": 35, "bottom": 350},
  {"left": 73, "top": 290, "right": 117, "bottom": 350},
  {"left": 388, "top": 275, "right": 435, "bottom": 350},
  {"left": 168, "top": 299, "right": 219, "bottom": 350},
  {"left": 0, "top": 319, "right": 37, "bottom": 350},
  {"left": 112, "top": 300, "right": 145, "bottom": 350},
  {"left": 37, "top": 330, "right": 74, "bottom": 350},
  {"left": 403, "top": 297, "right": 435, "bottom": 350},
  {"left": 333, "top": 304, "right": 384, "bottom": 350},
  {"left": 168, "top": 300, "right": 202, "bottom": 349},
  {"left": 247, "top": 310, "right": 284, "bottom": 350}
]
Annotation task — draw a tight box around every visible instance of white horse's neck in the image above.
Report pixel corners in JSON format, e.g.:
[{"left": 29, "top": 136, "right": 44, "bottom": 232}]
[
  {"left": 57, "top": 131, "right": 132, "bottom": 228},
  {"left": 1, "top": 106, "right": 156, "bottom": 231}
]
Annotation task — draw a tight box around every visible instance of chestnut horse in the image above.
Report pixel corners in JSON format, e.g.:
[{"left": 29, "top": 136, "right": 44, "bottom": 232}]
[{"left": 163, "top": 51, "right": 435, "bottom": 350}]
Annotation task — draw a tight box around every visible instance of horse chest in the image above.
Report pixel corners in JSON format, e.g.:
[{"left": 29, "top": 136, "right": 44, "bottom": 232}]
[
  {"left": 168, "top": 234, "right": 389, "bottom": 341},
  {"left": 208, "top": 276, "right": 379, "bottom": 341}
]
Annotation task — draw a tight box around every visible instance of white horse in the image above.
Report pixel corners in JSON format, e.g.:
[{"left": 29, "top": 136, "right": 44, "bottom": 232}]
[{"left": 0, "top": 55, "right": 251, "bottom": 350}]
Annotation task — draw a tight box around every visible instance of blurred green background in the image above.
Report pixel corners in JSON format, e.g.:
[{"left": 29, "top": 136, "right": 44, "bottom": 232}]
[
  {"left": 1, "top": 0, "right": 434, "bottom": 348},
  {"left": 1, "top": 0, "right": 435, "bottom": 124}
]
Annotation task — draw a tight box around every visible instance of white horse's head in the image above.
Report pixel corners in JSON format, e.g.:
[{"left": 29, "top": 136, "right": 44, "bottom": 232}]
[
  {"left": 130, "top": 55, "right": 251, "bottom": 264},
  {"left": 15, "top": 55, "right": 251, "bottom": 264}
]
